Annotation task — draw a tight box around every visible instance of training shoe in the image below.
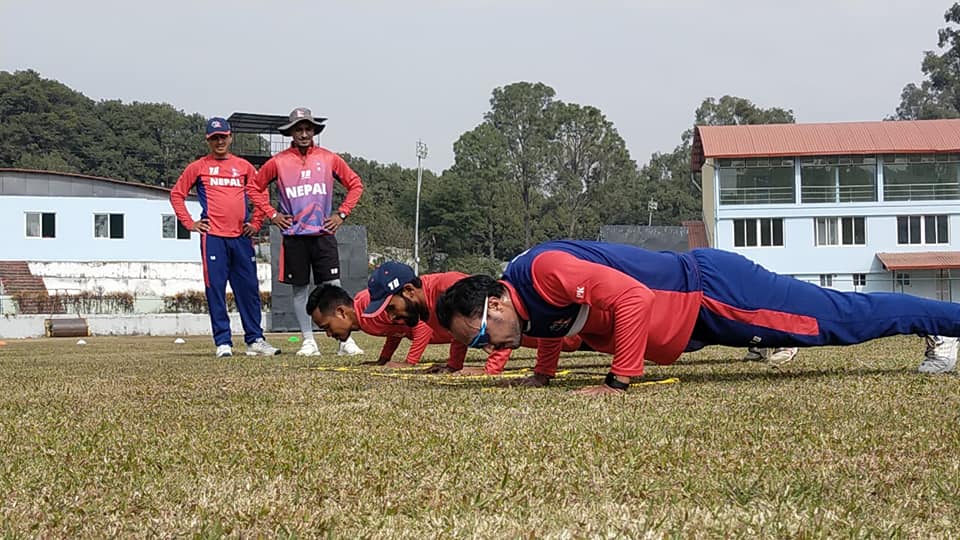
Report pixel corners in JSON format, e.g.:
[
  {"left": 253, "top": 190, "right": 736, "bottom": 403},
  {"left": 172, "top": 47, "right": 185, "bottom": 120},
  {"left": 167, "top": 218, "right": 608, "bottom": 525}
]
[
  {"left": 918, "top": 335, "right": 958, "bottom": 374},
  {"left": 743, "top": 347, "right": 769, "bottom": 361},
  {"left": 337, "top": 337, "right": 365, "bottom": 356},
  {"left": 246, "top": 338, "right": 281, "bottom": 356},
  {"left": 767, "top": 347, "right": 799, "bottom": 366},
  {"left": 296, "top": 338, "right": 321, "bottom": 357},
  {"left": 215, "top": 344, "right": 233, "bottom": 358}
]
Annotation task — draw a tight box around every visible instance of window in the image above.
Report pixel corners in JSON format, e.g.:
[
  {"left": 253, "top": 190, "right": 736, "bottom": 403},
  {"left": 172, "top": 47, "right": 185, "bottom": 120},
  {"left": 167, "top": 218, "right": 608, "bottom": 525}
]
[
  {"left": 815, "top": 217, "right": 865, "bottom": 246},
  {"left": 162, "top": 215, "right": 191, "bottom": 239},
  {"left": 717, "top": 158, "right": 795, "bottom": 205},
  {"left": 896, "top": 272, "right": 911, "bottom": 287},
  {"left": 819, "top": 274, "right": 835, "bottom": 287},
  {"left": 853, "top": 274, "right": 867, "bottom": 287},
  {"left": 883, "top": 154, "right": 960, "bottom": 201},
  {"left": 734, "top": 218, "right": 784, "bottom": 247},
  {"left": 94, "top": 213, "right": 125, "bottom": 239},
  {"left": 25, "top": 212, "right": 55, "bottom": 238},
  {"left": 801, "top": 156, "right": 877, "bottom": 203},
  {"left": 897, "top": 215, "right": 948, "bottom": 245}
]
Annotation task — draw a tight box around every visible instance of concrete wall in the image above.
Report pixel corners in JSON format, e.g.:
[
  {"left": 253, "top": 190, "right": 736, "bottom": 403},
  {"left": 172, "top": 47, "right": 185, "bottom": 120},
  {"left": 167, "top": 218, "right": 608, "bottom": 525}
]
[
  {"left": 1, "top": 195, "right": 203, "bottom": 262},
  {"left": 268, "top": 225, "right": 368, "bottom": 332},
  {"left": 600, "top": 225, "right": 689, "bottom": 252},
  {"left": 0, "top": 312, "right": 270, "bottom": 339},
  {"left": 30, "top": 261, "right": 272, "bottom": 297}
]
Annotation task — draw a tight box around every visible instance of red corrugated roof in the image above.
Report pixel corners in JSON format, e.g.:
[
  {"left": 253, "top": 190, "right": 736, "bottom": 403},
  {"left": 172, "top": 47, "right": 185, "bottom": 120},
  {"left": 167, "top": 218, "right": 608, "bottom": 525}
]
[
  {"left": 691, "top": 119, "right": 960, "bottom": 171},
  {"left": 876, "top": 252, "right": 960, "bottom": 271}
]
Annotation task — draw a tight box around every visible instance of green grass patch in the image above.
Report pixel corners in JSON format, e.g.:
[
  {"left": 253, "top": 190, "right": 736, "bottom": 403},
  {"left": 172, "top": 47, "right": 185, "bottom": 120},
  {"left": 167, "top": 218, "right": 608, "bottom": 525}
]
[{"left": 0, "top": 334, "right": 957, "bottom": 537}]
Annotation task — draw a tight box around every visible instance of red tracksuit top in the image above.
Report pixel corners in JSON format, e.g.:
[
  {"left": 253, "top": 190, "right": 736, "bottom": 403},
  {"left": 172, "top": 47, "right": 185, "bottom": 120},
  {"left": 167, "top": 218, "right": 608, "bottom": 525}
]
[
  {"left": 170, "top": 154, "right": 266, "bottom": 237},
  {"left": 254, "top": 144, "right": 363, "bottom": 236},
  {"left": 509, "top": 250, "right": 701, "bottom": 378},
  {"left": 354, "top": 272, "right": 513, "bottom": 374}
]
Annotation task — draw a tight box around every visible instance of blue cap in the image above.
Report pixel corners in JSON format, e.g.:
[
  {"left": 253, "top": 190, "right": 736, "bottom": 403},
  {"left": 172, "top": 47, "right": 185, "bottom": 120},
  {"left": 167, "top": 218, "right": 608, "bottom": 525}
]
[
  {"left": 205, "top": 117, "right": 231, "bottom": 139},
  {"left": 363, "top": 261, "right": 417, "bottom": 317}
]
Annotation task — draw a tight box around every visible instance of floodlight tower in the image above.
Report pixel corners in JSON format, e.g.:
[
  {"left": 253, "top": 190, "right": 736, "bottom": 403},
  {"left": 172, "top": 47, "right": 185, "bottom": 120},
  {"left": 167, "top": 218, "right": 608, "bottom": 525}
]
[{"left": 414, "top": 140, "right": 428, "bottom": 274}]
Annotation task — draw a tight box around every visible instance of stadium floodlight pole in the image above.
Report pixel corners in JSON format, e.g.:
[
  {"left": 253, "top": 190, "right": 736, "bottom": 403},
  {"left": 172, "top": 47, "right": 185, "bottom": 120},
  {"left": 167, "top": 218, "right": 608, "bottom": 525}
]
[{"left": 414, "top": 140, "right": 428, "bottom": 274}]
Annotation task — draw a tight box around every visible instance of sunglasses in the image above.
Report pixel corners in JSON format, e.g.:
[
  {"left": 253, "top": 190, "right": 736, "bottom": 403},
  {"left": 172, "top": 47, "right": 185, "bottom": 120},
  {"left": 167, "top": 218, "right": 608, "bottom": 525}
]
[{"left": 468, "top": 301, "right": 491, "bottom": 349}]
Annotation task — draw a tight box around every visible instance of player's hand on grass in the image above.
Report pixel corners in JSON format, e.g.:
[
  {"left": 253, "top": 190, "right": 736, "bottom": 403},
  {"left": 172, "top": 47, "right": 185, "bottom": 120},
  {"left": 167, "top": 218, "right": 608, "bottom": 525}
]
[
  {"left": 271, "top": 213, "right": 293, "bottom": 229},
  {"left": 450, "top": 366, "right": 487, "bottom": 377},
  {"left": 572, "top": 384, "right": 626, "bottom": 396},
  {"left": 323, "top": 214, "right": 345, "bottom": 233},
  {"left": 191, "top": 219, "right": 210, "bottom": 233},
  {"left": 382, "top": 360, "right": 411, "bottom": 369},
  {"left": 241, "top": 223, "right": 258, "bottom": 237},
  {"left": 422, "top": 364, "right": 457, "bottom": 374},
  {"left": 498, "top": 373, "right": 551, "bottom": 387}
]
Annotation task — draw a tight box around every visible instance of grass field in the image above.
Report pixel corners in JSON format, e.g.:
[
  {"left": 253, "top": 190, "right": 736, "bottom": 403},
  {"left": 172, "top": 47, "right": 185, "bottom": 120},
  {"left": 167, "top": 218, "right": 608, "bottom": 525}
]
[{"left": 1, "top": 333, "right": 958, "bottom": 538}]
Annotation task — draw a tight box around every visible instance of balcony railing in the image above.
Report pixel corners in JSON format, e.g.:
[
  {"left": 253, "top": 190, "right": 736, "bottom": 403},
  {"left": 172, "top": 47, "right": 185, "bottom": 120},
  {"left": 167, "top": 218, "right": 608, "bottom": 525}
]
[
  {"left": 883, "top": 182, "right": 960, "bottom": 201},
  {"left": 800, "top": 185, "right": 877, "bottom": 203},
  {"left": 719, "top": 186, "right": 795, "bottom": 205}
]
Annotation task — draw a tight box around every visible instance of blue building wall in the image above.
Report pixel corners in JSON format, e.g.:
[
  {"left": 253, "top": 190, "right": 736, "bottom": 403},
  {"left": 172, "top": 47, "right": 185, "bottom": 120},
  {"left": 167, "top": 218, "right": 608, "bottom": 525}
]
[{"left": 1, "top": 195, "right": 203, "bottom": 262}]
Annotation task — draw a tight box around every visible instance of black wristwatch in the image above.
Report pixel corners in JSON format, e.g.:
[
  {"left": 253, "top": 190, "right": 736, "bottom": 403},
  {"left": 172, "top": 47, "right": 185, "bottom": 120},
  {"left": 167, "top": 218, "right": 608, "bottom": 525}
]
[
  {"left": 338, "top": 211, "right": 347, "bottom": 220},
  {"left": 604, "top": 372, "right": 630, "bottom": 391}
]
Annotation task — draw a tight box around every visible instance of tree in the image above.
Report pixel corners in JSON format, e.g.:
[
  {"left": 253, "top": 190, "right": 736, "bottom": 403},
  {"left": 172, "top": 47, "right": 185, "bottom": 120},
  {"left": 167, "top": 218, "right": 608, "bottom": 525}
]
[
  {"left": 894, "top": 3, "right": 960, "bottom": 120},
  {"left": 485, "top": 82, "right": 557, "bottom": 249},
  {"left": 543, "top": 102, "right": 638, "bottom": 238}
]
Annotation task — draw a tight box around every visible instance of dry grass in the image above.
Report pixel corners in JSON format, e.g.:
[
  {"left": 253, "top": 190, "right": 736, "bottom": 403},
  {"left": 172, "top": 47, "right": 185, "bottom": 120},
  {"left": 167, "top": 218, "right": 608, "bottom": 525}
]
[{"left": 0, "top": 333, "right": 958, "bottom": 538}]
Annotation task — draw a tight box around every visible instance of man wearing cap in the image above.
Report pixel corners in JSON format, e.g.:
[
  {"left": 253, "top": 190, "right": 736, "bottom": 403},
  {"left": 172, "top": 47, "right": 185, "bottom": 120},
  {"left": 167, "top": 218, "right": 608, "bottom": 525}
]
[
  {"left": 253, "top": 107, "right": 365, "bottom": 357},
  {"left": 305, "top": 262, "right": 581, "bottom": 373},
  {"left": 170, "top": 117, "right": 280, "bottom": 358}
]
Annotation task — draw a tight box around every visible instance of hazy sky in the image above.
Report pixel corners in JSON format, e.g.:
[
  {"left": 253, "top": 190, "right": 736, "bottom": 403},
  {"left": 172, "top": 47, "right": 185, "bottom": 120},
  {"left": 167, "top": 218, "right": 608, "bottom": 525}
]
[{"left": 1, "top": 1, "right": 952, "bottom": 173}]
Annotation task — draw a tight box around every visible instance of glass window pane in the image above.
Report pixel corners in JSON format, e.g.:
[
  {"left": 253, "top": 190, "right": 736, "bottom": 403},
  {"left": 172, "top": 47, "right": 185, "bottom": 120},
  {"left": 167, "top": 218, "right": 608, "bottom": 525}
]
[
  {"left": 109, "top": 214, "right": 124, "bottom": 239},
  {"left": 177, "top": 220, "right": 191, "bottom": 240},
  {"left": 841, "top": 217, "right": 853, "bottom": 245},
  {"left": 897, "top": 216, "right": 908, "bottom": 244},
  {"left": 827, "top": 218, "right": 838, "bottom": 245},
  {"left": 746, "top": 219, "right": 758, "bottom": 246},
  {"left": 162, "top": 215, "right": 175, "bottom": 239},
  {"left": 734, "top": 220, "right": 745, "bottom": 247},
  {"left": 41, "top": 213, "right": 55, "bottom": 238},
  {"left": 773, "top": 219, "right": 783, "bottom": 246},
  {"left": 760, "top": 218, "right": 772, "bottom": 246},
  {"left": 25, "top": 213, "right": 40, "bottom": 237},
  {"left": 854, "top": 217, "right": 865, "bottom": 245},
  {"left": 938, "top": 215, "right": 949, "bottom": 243},
  {"left": 909, "top": 216, "right": 921, "bottom": 244},
  {"left": 816, "top": 218, "right": 826, "bottom": 246},
  {"left": 801, "top": 165, "right": 835, "bottom": 203},
  {"left": 94, "top": 214, "right": 108, "bottom": 238},
  {"left": 925, "top": 216, "right": 938, "bottom": 244},
  {"left": 719, "top": 165, "right": 795, "bottom": 205},
  {"left": 838, "top": 165, "right": 876, "bottom": 202}
]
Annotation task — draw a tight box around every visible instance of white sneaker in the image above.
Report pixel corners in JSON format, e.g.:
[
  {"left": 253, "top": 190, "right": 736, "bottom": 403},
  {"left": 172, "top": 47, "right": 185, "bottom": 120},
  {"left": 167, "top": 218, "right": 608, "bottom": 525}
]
[
  {"left": 918, "top": 335, "right": 958, "bottom": 374},
  {"left": 216, "top": 344, "right": 233, "bottom": 358},
  {"left": 337, "top": 337, "right": 364, "bottom": 356},
  {"left": 743, "top": 347, "right": 769, "bottom": 361},
  {"left": 296, "top": 338, "right": 321, "bottom": 357},
  {"left": 246, "top": 338, "right": 281, "bottom": 356},
  {"left": 767, "top": 347, "right": 799, "bottom": 366}
]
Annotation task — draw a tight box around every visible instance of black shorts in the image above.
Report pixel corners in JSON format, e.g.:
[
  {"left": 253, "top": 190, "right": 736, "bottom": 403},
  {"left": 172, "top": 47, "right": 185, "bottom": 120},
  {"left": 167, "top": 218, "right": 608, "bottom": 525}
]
[{"left": 280, "top": 235, "right": 341, "bottom": 286}]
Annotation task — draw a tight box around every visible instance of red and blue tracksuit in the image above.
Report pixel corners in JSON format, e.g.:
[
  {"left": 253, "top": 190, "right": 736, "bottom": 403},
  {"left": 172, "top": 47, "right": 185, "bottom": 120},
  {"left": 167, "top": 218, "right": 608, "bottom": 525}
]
[
  {"left": 503, "top": 240, "right": 960, "bottom": 378},
  {"left": 170, "top": 154, "right": 268, "bottom": 346}
]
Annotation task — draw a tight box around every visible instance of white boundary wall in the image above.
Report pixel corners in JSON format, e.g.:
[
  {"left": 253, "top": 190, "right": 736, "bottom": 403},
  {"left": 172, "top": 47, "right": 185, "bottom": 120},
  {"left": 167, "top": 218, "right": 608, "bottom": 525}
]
[{"left": 0, "top": 312, "right": 271, "bottom": 339}]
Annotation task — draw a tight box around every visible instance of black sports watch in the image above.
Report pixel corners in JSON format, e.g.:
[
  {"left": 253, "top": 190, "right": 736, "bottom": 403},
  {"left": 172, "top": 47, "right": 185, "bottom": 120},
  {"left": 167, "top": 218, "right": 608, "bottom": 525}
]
[
  {"left": 337, "top": 211, "right": 347, "bottom": 220},
  {"left": 604, "top": 372, "right": 630, "bottom": 391}
]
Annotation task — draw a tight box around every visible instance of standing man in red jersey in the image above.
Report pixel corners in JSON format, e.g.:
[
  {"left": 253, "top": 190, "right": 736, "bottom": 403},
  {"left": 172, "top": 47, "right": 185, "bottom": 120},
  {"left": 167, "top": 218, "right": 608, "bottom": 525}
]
[
  {"left": 254, "top": 107, "right": 364, "bottom": 358},
  {"left": 170, "top": 117, "right": 280, "bottom": 358}
]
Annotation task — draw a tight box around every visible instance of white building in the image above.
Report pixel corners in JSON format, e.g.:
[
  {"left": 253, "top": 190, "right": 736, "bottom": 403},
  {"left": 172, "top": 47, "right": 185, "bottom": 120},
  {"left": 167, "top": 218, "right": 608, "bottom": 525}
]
[
  {"left": 0, "top": 168, "right": 270, "bottom": 313},
  {"left": 692, "top": 119, "right": 960, "bottom": 301}
]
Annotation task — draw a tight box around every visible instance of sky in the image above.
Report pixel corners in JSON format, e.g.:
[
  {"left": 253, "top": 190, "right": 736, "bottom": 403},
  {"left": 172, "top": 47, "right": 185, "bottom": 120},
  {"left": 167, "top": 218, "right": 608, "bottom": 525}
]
[{"left": 1, "top": 1, "right": 953, "bottom": 173}]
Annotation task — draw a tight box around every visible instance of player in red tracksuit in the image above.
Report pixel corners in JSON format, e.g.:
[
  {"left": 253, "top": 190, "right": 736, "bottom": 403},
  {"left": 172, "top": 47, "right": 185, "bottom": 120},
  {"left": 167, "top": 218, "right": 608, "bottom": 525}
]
[
  {"left": 436, "top": 240, "right": 960, "bottom": 395},
  {"left": 169, "top": 117, "right": 279, "bottom": 358},
  {"left": 304, "top": 263, "right": 581, "bottom": 374},
  {"left": 253, "top": 107, "right": 364, "bottom": 358}
]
